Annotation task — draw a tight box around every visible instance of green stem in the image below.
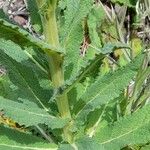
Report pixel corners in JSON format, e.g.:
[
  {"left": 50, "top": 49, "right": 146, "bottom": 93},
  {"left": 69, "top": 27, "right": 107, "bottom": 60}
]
[{"left": 36, "top": 0, "right": 73, "bottom": 143}]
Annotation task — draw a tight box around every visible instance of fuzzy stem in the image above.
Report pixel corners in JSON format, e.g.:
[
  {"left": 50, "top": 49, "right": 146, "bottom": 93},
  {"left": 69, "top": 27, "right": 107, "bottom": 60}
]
[{"left": 36, "top": 0, "right": 73, "bottom": 143}]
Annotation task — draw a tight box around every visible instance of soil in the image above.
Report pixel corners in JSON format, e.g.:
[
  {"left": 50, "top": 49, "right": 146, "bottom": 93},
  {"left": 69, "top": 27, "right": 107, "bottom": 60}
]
[{"left": 0, "top": 0, "right": 29, "bottom": 27}]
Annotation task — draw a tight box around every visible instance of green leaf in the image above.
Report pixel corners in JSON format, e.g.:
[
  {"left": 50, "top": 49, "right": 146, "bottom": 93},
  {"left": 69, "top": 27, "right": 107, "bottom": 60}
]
[
  {"left": 61, "top": 0, "right": 93, "bottom": 45},
  {"left": 141, "top": 144, "right": 150, "bottom": 150},
  {"left": 61, "top": 0, "right": 93, "bottom": 80},
  {"left": 0, "top": 10, "right": 49, "bottom": 74},
  {"left": 104, "top": 43, "right": 131, "bottom": 53},
  {"left": 67, "top": 77, "right": 92, "bottom": 109},
  {"left": 95, "top": 105, "right": 150, "bottom": 150},
  {"left": 111, "top": 0, "right": 138, "bottom": 7},
  {"left": 0, "top": 39, "right": 29, "bottom": 63},
  {"left": 0, "top": 96, "right": 68, "bottom": 129},
  {"left": 0, "top": 75, "right": 54, "bottom": 113},
  {"left": 0, "top": 38, "right": 48, "bottom": 74},
  {"left": 0, "top": 75, "right": 19, "bottom": 99},
  {"left": 61, "top": 42, "right": 130, "bottom": 96},
  {"left": 63, "top": 23, "right": 83, "bottom": 80},
  {"left": 62, "top": 54, "right": 105, "bottom": 95},
  {"left": 0, "top": 15, "right": 63, "bottom": 55},
  {"left": 0, "top": 51, "right": 51, "bottom": 110},
  {"left": 59, "top": 137, "right": 104, "bottom": 150},
  {"left": 87, "top": 5, "right": 106, "bottom": 48},
  {"left": 0, "top": 125, "right": 57, "bottom": 150},
  {"left": 58, "top": 0, "right": 67, "bottom": 9},
  {"left": 25, "top": 0, "right": 43, "bottom": 33},
  {"left": 74, "top": 54, "right": 144, "bottom": 125},
  {"left": 91, "top": 42, "right": 131, "bottom": 54}
]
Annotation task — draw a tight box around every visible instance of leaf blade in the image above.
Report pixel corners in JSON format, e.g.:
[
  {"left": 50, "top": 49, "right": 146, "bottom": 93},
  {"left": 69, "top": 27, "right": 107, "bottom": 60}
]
[
  {"left": 95, "top": 105, "right": 150, "bottom": 150},
  {"left": 0, "top": 14, "right": 63, "bottom": 55},
  {"left": 0, "top": 51, "right": 51, "bottom": 110},
  {"left": 74, "top": 54, "right": 144, "bottom": 125},
  {"left": 59, "top": 137, "right": 105, "bottom": 150},
  {"left": 0, "top": 125, "right": 57, "bottom": 150},
  {"left": 0, "top": 96, "right": 68, "bottom": 129},
  {"left": 61, "top": 0, "right": 93, "bottom": 80}
]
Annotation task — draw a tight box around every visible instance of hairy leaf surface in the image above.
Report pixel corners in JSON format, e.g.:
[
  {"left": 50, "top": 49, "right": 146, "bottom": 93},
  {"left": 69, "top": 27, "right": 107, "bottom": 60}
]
[
  {"left": 0, "top": 51, "right": 52, "bottom": 110},
  {"left": 0, "top": 14, "right": 63, "bottom": 55},
  {"left": 59, "top": 137, "right": 104, "bottom": 150},
  {"left": 95, "top": 105, "right": 150, "bottom": 150},
  {"left": 61, "top": 0, "right": 93, "bottom": 80},
  {"left": 0, "top": 96, "right": 68, "bottom": 129},
  {"left": 74, "top": 54, "right": 144, "bottom": 125},
  {"left": 60, "top": 42, "right": 130, "bottom": 97},
  {"left": 0, "top": 125, "right": 57, "bottom": 150},
  {"left": 87, "top": 4, "right": 106, "bottom": 48},
  {"left": 0, "top": 38, "right": 49, "bottom": 74},
  {"left": 141, "top": 145, "right": 150, "bottom": 150}
]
